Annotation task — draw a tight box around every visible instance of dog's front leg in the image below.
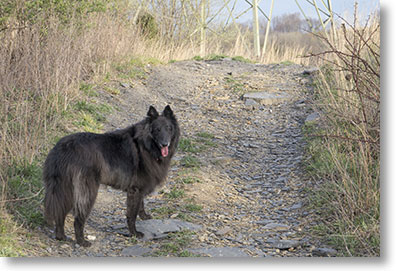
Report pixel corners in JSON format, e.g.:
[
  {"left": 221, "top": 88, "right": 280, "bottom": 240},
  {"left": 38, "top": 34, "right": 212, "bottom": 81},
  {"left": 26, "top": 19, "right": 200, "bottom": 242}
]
[
  {"left": 126, "top": 186, "right": 144, "bottom": 238},
  {"left": 138, "top": 198, "right": 153, "bottom": 220}
]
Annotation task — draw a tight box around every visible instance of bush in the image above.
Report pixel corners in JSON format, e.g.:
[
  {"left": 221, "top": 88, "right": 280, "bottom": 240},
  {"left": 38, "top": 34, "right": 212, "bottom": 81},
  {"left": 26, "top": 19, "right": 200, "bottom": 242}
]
[
  {"left": 0, "top": 0, "right": 106, "bottom": 28},
  {"left": 136, "top": 12, "right": 158, "bottom": 39}
]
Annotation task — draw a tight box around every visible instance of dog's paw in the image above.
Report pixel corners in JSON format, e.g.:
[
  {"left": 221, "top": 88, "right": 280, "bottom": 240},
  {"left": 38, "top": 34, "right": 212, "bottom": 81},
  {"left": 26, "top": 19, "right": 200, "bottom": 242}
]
[
  {"left": 139, "top": 213, "right": 152, "bottom": 220},
  {"left": 133, "top": 231, "right": 144, "bottom": 238},
  {"left": 55, "top": 234, "right": 67, "bottom": 241},
  {"left": 77, "top": 239, "right": 92, "bottom": 247}
]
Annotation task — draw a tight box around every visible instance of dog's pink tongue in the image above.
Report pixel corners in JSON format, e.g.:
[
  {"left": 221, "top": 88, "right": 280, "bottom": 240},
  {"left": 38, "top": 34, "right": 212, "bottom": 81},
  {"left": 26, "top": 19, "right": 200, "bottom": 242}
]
[{"left": 161, "top": 146, "right": 169, "bottom": 157}]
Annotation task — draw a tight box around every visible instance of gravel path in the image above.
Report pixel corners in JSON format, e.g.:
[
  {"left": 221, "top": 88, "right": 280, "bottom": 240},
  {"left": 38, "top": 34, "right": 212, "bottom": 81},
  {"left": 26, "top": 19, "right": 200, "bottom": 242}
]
[{"left": 34, "top": 59, "right": 333, "bottom": 257}]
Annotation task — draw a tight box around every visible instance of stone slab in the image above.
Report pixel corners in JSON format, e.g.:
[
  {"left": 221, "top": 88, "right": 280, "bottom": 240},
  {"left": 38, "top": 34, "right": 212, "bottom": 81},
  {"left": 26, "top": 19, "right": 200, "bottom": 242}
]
[
  {"left": 262, "top": 223, "right": 290, "bottom": 231},
  {"left": 113, "top": 219, "right": 202, "bottom": 241},
  {"left": 188, "top": 247, "right": 249, "bottom": 257},
  {"left": 302, "top": 67, "right": 320, "bottom": 75},
  {"left": 121, "top": 245, "right": 151, "bottom": 257},
  {"left": 243, "top": 92, "right": 291, "bottom": 105},
  {"left": 312, "top": 247, "right": 337, "bottom": 257},
  {"left": 268, "top": 240, "right": 301, "bottom": 250},
  {"left": 305, "top": 112, "right": 320, "bottom": 123}
]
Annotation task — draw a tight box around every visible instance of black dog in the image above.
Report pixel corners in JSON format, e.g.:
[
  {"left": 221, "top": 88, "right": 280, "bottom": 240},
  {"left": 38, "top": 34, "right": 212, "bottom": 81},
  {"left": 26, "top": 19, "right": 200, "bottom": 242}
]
[{"left": 43, "top": 105, "right": 179, "bottom": 247}]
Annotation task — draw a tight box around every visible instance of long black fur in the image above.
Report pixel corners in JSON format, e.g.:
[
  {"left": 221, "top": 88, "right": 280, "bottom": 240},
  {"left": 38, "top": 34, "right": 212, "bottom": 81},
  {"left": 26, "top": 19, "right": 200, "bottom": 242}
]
[{"left": 43, "top": 105, "right": 180, "bottom": 247}]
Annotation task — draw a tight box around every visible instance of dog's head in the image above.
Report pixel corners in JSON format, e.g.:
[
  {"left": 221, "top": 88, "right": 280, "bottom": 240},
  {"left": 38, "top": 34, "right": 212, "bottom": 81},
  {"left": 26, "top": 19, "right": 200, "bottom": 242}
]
[{"left": 146, "top": 105, "right": 178, "bottom": 158}]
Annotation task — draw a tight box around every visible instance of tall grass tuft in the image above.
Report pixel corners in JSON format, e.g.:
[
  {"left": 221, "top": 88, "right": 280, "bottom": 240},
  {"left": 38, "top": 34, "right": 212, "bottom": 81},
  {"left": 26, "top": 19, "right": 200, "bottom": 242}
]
[{"left": 306, "top": 8, "right": 380, "bottom": 256}]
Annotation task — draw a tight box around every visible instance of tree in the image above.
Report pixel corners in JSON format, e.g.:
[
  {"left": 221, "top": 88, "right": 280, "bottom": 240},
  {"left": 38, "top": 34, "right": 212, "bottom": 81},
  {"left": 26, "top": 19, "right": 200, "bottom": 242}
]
[{"left": 272, "top": 12, "right": 303, "bottom": 32}]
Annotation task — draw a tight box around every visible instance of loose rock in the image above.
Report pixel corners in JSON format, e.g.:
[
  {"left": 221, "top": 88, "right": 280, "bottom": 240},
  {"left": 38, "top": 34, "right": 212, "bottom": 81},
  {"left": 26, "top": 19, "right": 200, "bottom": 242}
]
[
  {"left": 188, "top": 247, "right": 249, "bottom": 257},
  {"left": 136, "top": 219, "right": 202, "bottom": 241},
  {"left": 305, "top": 112, "right": 320, "bottom": 123},
  {"left": 243, "top": 92, "right": 291, "bottom": 105},
  {"left": 268, "top": 240, "right": 301, "bottom": 250},
  {"left": 215, "top": 226, "right": 232, "bottom": 236},
  {"left": 312, "top": 247, "right": 337, "bottom": 257},
  {"left": 263, "top": 223, "right": 290, "bottom": 231},
  {"left": 121, "top": 245, "right": 151, "bottom": 257},
  {"left": 302, "top": 67, "right": 320, "bottom": 75}
]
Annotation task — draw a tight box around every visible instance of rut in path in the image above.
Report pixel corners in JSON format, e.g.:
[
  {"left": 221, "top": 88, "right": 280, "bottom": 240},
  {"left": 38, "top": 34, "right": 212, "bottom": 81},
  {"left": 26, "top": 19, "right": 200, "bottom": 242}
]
[{"left": 37, "top": 59, "right": 330, "bottom": 257}]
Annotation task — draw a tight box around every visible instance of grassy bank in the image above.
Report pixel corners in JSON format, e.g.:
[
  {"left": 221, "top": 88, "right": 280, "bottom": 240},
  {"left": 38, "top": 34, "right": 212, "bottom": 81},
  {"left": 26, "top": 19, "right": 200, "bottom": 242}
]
[{"left": 304, "top": 12, "right": 380, "bottom": 256}]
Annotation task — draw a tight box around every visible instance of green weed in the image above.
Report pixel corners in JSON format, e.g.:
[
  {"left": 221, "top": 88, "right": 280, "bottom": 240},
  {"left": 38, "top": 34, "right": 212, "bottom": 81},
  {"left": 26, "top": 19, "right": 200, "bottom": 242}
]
[
  {"left": 72, "top": 99, "right": 112, "bottom": 133},
  {"left": 103, "top": 85, "right": 121, "bottom": 95},
  {"left": 175, "top": 213, "right": 190, "bottom": 221},
  {"left": 79, "top": 83, "right": 98, "bottom": 97},
  {"left": 0, "top": 215, "right": 23, "bottom": 257},
  {"left": 196, "top": 132, "right": 214, "bottom": 139},
  {"left": 181, "top": 176, "right": 200, "bottom": 184},
  {"left": 151, "top": 206, "right": 177, "bottom": 218},
  {"left": 74, "top": 112, "right": 103, "bottom": 133},
  {"left": 112, "top": 56, "right": 161, "bottom": 81},
  {"left": 192, "top": 55, "right": 203, "bottom": 61},
  {"left": 166, "top": 188, "right": 185, "bottom": 199},
  {"left": 279, "top": 60, "right": 294, "bottom": 66},
  {"left": 153, "top": 230, "right": 195, "bottom": 256},
  {"left": 179, "top": 250, "right": 196, "bottom": 257},
  {"left": 178, "top": 138, "right": 202, "bottom": 153},
  {"left": 6, "top": 161, "right": 44, "bottom": 229},
  {"left": 224, "top": 75, "right": 245, "bottom": 94},
  {"left": 231, "top": 56, "right": 254, "bottom": 63},
  {"left": 205, "top": 54, "right": 227, "bottom": 61},
  {"left": 159, "top": 243, "right": 179, "bottom": 254},
  {"left": 180, "top": 155, "right": 200, "bottom": 169},
  {"left": 185, "top": 203, "right": 202, "bottom": 212},
  {"left": 179, "top": 134, "right": 217, "bottom": 154}
]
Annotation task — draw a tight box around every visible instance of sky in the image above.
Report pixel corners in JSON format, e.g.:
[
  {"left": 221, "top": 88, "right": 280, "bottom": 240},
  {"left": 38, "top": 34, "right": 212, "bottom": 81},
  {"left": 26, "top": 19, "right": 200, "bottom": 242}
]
[{"left": 227, "top": 0, "right": 380, "bottom": 24}]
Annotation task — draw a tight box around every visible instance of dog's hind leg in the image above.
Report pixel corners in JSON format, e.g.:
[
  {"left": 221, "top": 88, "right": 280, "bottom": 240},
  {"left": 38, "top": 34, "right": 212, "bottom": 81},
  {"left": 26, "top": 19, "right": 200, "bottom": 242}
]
[
  {"left": 54, "top": 213, "right": 67, "bottom": 241},
  {"left": 73, "top": 175, "right": 99, "bottom": 247},
  {"left": 74, "top": 208, "right": 96, "bottom": 247},
  {"left": 74, "top": 212, "right": 91, "bottom": 247},
  {"left": 52, "top": 192, "right": 73, "bottom": 242},
  {"left": 126, "top": 186, "right": 144, "bottom": 238},
  {"left": 138, "top": 199, "right": 152, "bottom": 220}
]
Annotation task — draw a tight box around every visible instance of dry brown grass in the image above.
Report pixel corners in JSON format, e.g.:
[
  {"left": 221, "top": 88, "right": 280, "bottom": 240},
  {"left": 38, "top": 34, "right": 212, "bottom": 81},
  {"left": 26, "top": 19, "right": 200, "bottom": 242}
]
[
  {"left": 305, "top": 11, "right": 380, "bottom": 256},
  {"left": 194, "top": 28, "right": 316, "bottom": 65},
  {"left": 1, "top": 19, "right": 81, "bottom": 203}
]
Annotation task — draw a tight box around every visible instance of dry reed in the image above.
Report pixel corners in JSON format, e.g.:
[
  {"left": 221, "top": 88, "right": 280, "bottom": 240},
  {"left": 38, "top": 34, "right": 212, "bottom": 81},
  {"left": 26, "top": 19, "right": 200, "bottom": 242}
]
[{"left": 306, "top": 8, "right": 380, "bottom": 256}]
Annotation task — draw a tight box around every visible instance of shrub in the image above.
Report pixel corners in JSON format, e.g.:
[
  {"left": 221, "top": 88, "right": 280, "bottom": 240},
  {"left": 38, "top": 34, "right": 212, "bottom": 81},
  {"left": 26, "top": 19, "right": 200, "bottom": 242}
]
[{"left": 136, "top": 12, "right": 159, "bottom": 39}]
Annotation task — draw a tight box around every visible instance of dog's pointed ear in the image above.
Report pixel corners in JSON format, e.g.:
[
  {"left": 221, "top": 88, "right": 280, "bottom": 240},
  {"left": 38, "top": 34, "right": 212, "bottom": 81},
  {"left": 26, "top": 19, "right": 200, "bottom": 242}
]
[
  {"left": 163, "top": 105, "right": 174, "bottom": 119},
  {"left": 147, "top": 106, "right": 159, "bottom": 119}
]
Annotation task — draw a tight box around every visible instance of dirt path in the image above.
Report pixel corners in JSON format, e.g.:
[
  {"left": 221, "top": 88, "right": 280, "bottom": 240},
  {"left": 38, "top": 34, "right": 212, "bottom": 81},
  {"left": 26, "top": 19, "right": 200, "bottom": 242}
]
[{"left": 34, "top": 58, "right": 330, "bottom": 257}]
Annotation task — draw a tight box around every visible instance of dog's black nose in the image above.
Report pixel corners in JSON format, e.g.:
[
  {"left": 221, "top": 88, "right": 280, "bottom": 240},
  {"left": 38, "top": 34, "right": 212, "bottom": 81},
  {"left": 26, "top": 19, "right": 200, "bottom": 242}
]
[{"left": 159, "top": 142, "right": 170, "bottom": 148}]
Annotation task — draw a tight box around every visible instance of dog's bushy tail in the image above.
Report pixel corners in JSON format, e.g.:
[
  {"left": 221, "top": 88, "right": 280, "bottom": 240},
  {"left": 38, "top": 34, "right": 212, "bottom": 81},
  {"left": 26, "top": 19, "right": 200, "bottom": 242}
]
[
  {"left": 43, "top": 158, "right": 73, "bottom": 227},
  {"left": 43, "top": 179, "right": 57, "bottom": 226}
]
